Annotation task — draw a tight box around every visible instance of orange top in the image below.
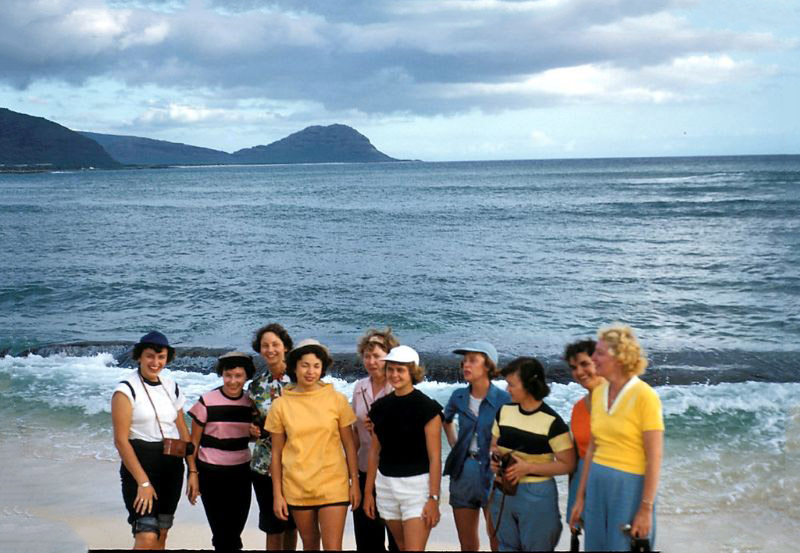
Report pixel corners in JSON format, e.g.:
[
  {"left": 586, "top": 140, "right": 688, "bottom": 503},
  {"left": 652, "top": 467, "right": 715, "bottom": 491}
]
[{"left": 570, "top": 396, "right": 591, "bottom": 459}]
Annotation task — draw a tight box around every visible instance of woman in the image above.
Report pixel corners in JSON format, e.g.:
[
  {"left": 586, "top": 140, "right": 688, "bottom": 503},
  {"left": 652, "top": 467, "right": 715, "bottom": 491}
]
[
  {"left": 443, "top": 340, "right": 510, "bottom": 551},
  {"left": 569, "top": 325, "right": 664, "bottom": 551},
  {"left": 266, "top": 339, "right": 360, "bottom": 550},
  {"left": 489, "top": 356, "right": 575, "bottom": 551},
  {"left": 363, "top": 345, "right": 443, "bottom": 551},
  {"left": 351, "top": 328, "right": 400, "bottom": 551},
  {"left": 111, "top": 331, "right": 190, "bottom": 550},
  {"left": 248, "top": 323, "right": 298, "bottom": 550},
  {"left": 563, "top": 339, "right": 602, "bottom": 527},
  {"left": 186, "top": 351, "right": 255, "bottom": 550}
]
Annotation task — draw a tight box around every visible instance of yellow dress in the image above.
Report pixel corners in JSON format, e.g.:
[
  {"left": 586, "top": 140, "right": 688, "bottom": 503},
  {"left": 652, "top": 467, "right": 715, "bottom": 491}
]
[{"left": 265, "top": 382, "right": 356, "bottom": 506}]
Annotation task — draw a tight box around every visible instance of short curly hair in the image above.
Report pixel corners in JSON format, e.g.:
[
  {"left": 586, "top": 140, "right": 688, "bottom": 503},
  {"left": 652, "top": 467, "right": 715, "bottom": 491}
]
[
  {"left": 501, "top": 356, "right": 550, "bottom": 400},
  {"left": 563, "top": 339, "right": 596, "bottom": 364},
  {"left": 598, "top": 324, "right": 648, "bottom": 376},
  {"left": 251, "top": 323, "right": 293, "bottom": 354},
  {"left": 357, "top": 327, "right": 400, "bottom": 357}
]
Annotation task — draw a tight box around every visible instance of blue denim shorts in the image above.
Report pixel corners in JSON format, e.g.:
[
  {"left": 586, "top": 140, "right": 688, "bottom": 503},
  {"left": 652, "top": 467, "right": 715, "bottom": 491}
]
[{"left": 449, "top": 457, "right": 490, "bottom": 509}]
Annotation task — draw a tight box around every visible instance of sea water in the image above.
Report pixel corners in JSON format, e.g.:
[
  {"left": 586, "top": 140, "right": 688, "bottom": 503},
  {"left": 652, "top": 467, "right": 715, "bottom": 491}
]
[{"left": 2, "top": 156, "right": 800, "bottom": 548}]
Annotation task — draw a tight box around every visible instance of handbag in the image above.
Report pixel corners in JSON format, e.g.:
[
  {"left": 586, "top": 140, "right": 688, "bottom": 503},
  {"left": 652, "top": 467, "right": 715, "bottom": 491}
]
[
  {"left": 488, "top": 451, "right": 518, "bottom": 539},
  {"left": 493, "top": 452, "right": 518, "bottom": 496},
  {"left": 140, "top": 375, "right": 193, "bottom": 458}
]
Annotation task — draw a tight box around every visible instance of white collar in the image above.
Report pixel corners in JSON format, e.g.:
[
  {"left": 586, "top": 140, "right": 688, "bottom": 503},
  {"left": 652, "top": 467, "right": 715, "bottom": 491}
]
[{"left": 603, "top": 375, "right": 640, "bottom": 415}]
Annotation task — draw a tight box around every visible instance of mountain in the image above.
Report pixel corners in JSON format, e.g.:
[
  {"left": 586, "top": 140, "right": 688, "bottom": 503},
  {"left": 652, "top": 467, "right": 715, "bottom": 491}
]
[
  {"left": 231, "top": 124, "right": 397, "bottom": 164},
  {"left": 79, "top": 131, "right": 233, "bottom": 165},
  {"left": 0, "top": 108, "right": 120, "bottom": 169}
]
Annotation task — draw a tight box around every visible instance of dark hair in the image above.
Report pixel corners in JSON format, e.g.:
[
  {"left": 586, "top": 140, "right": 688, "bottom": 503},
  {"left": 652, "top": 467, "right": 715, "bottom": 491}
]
[
  {"left": 501, "top": 356, "right": 550, "bottom": 400},
  {"left": 252, "top": 323, "right": 293, "bottom": 354},
  {"left": 563, "top": 339, "right": 596, "bottom": 364},
  {"left": 215, "top": 355, "right": 256, "bottom": 380},
  {"left": 286, "top": 345, "right": 332, "bottom": 383},
  {"left": 132, "top": 343, "right": 175, "bottom": 364}
]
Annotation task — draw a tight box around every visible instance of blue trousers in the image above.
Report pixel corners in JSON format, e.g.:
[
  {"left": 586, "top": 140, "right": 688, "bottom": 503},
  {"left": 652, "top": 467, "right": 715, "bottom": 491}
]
[
  {"left": 584, "top": 462, "right": 656, "bottom": 551},
  {"left": 489, "top": 479, "right": 562, "bottom": 551}
]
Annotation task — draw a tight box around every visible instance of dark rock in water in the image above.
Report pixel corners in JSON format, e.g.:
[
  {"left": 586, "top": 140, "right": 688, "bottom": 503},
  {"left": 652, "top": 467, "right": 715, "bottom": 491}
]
[
  {"left": 17, "top": 342, "right": 800, "bottom": 385},
  {"left": 0, "top": 107, "right": 120, "bottom": 170},
  {"left": 79, "top": 131, "right": 233, "bottom": 166},
  {"left": 232, "top": 124, "right": 399, "bottom": 164}
]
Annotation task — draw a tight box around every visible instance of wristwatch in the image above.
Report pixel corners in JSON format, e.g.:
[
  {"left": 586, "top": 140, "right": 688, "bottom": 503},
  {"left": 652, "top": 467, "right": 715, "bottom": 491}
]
[
  {"left": 428, "top": 494, "right": 440, "bottom": 503},
  {"left": 140, "top": 481, "right": 151, "bottom": 488}
]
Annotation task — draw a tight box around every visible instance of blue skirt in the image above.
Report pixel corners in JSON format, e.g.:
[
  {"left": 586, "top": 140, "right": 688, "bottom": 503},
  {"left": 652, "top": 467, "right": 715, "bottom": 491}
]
[{"left": 583, "top": 462, "right": 656, "bottom": 551}]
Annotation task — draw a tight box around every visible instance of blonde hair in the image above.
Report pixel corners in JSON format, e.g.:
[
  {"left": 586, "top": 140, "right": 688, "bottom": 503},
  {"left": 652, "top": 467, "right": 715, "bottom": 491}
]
[{"left": 598, "top": 324, "right": 648, "bottom": 376}]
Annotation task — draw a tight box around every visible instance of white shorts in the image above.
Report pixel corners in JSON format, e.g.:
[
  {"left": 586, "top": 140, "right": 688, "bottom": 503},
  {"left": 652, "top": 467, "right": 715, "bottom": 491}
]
[{"left": 375, "top": 471, "right": 429, "bottom": 522}]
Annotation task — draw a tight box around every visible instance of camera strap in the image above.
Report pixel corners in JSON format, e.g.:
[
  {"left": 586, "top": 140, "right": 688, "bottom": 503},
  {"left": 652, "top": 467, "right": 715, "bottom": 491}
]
[{"left": 139, "top": 374, "right": 167, "bottom": 441}]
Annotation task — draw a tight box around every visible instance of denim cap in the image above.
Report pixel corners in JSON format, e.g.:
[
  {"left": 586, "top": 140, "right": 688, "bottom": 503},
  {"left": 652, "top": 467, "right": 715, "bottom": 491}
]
[
  {"left": 452, "top": 340, "right": 498, "bottom": 366},
  {"left": 381, "top": 345, "right": 420, "bottom": 365},
  {"left": 137, "top": 330, "right": 171, "bottom": 349}
]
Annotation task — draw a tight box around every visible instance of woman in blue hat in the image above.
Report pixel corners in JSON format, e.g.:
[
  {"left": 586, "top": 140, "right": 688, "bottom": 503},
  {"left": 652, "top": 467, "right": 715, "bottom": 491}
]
[
  {"left": 443, "top": 341, "right": 510, "bottom": 551},
  {"left": 111, "top": 331, "right": 191, "bottom": 550}
]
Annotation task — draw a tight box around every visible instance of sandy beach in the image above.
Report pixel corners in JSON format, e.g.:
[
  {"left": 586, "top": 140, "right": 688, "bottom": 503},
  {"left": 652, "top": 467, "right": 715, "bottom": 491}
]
[{"left": 4, "top": 426, "right": 793, "bottom": 553}]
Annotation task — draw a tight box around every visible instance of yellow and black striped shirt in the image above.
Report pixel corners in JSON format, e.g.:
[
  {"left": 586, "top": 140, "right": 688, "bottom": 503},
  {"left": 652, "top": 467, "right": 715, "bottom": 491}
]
[{"left": 492, "top": 402, "right": 572, "bottom": 483}]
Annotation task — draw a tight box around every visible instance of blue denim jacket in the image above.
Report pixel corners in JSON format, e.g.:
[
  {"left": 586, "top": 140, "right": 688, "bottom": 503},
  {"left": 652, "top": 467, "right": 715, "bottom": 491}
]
[{"left": 443, "top": 383, "right": 511, "bottom": 485}]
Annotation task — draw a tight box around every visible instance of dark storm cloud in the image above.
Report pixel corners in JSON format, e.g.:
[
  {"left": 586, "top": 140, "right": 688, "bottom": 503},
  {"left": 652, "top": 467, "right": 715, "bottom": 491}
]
[{"left": 0, "top": 0, "right": 783, "bottom": 115}]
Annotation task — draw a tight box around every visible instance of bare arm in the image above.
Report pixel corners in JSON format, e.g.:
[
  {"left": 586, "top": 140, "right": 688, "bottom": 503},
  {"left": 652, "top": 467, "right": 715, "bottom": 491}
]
[
  {"left": 185, "top": 419, "right": 204, "bottom": 505},
  {"left": 111, "top": 392, "right": 157, "bottom": 514},
  {"left": 175, "top": 408, "right": 190, "bottom": 441},
  {"left": 363, "top": 431, "right": 381, "bottom": 519},
  {"left": 507, "top": 446, "right": 576, "bottom": 483},
  {"left": 443, "top": 421, "right": 457, "bottom": 448},
  {"left": 569, "top": 437, "right": 595, "bottom": 530},
  {"left": 421, "top": 415, "right": 442, "bottom": 528},
  {"left": 630, "top": 429, "right": 663, "bottom": 538},
  {"left": 270, "top": 432, "right": 289, "bottom": 520},
  {"left": 339, "top": 424, "right": 362, "bottom": 510},
  {"left": 352, "top": 424, "right": 361, "bottom": 455}
]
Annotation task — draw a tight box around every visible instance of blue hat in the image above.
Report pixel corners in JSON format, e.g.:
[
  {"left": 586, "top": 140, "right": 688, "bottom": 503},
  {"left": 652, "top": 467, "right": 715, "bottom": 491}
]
[
  {"left": 137, "top": 330, "right": 172, "bottom": 349},
  {"left": 453, "top": 340, "right": 498, "bottom": 366}
]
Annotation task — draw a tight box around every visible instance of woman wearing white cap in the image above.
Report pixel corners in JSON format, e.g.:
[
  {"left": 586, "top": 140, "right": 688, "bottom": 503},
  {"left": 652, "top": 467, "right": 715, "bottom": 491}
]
[
  {"left": 266, "top": 339, "right": 360, "bottom": 550},
  {"left": 363, "top": 345, "right": 444, "bottom": 551},
  {"left": 351, "top": 328, "right": 400, "bottom": 551},
  {"left": 444, "top": 341, "right": 510, "bottom": 551}
]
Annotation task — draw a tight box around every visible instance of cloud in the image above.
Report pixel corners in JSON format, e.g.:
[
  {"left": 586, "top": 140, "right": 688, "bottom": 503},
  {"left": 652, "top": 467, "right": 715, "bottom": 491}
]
[{"left": 0, "top": 0, "right": 791, "bottom": 118}]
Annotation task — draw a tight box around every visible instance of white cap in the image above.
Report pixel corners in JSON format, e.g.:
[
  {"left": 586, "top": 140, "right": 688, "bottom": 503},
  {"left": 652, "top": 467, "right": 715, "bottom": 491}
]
[{"left": 381, "top": 345, "right": 420, "bottom": 365}]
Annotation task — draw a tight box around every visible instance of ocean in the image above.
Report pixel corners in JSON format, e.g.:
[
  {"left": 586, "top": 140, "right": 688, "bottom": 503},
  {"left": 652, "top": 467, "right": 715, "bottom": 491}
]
[{"left": 1, "top": 155, "right": 799, "bottom": 550}]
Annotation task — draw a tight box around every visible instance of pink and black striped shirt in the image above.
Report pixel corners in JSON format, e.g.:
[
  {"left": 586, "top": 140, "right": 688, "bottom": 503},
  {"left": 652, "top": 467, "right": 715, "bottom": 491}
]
[{"left": 188, "top": 387, "right": 253, "bottom": 467}]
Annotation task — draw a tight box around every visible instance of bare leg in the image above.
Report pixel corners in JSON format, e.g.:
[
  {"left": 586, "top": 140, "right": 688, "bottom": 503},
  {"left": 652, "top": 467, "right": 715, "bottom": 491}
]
[
  {"left": 483, "top": 506, "right": 499, "bottom": 551},
  {"left": 453, "top": 507, "right": 480, "bottom": 551},
  {"left": 267, "top": 529, "right": 298, "bottom": 550},
  {"left": 133, "top": 531, "right": 160, "bottom": 550},
  {"left": 385, "top": 520, "right": 405, "bottom": 551},
  {"left": 401, "top": 517, "right": 432, "bottom": 551},
  {"left": 317, "top": 505, "right": 348, "bottom": 550},
  {"left": 291, "top": 509, "right": 321, "bottom": 551}
]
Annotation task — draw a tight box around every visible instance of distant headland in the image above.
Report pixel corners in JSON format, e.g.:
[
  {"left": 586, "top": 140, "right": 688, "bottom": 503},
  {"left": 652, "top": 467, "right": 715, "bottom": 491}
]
[{"left": 0, "top": 107, "right": 401, "bottom": 171}]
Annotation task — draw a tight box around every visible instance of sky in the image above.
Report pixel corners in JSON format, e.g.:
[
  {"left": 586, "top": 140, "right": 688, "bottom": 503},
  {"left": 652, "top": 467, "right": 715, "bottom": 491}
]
[{"left": 0, "top": 0, "right": 798, "bottom": 161}]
